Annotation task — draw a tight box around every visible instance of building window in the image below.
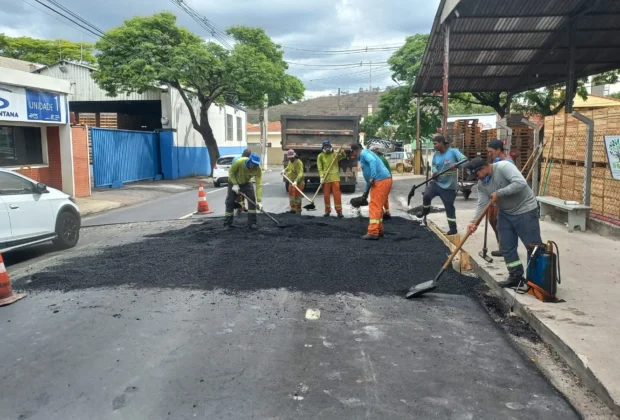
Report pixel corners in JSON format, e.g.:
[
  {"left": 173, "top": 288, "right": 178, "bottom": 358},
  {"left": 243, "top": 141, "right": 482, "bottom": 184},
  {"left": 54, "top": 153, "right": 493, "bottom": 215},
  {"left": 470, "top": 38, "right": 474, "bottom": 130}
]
[
  {"left": 0, "top": 126, "right": 43, "bottom": 167},
  {"left": 226, "top": 114, "right": 233, "bottom": 142},
  {"left": 236, "top": 116, "right": 242, "bottom": 142}
]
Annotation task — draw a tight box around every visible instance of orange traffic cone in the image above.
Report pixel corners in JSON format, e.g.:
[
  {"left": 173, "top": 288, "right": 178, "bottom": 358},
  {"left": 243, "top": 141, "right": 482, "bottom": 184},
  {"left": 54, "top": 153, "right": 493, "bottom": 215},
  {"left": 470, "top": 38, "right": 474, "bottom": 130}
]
[
  {"left": 197, "top": 182, "right": 213, "bottom": 214},
  {"left": 0, "top": 253, "right": 25, "bottom": 307}
]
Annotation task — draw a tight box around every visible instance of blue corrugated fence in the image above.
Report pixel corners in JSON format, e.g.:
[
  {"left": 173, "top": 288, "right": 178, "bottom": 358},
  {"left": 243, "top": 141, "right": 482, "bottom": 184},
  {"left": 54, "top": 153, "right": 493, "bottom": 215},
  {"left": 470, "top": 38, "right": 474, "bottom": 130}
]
[{"left": 91, "top": 128, "right": 161, "bottom": 188}]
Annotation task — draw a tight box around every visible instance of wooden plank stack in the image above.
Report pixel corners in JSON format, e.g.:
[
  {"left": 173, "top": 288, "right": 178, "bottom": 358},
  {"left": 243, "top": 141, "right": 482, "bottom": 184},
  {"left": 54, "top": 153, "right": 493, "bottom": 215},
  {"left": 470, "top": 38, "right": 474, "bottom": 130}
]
[
  {"left": 453, "top": 119, "right": 479, "bottom": 160},
  {"left": 510, "top": 127, "right": 534, "bottom": 170},
  {"left": 541, "top": 109, "right": 620, "bottom": 220}
]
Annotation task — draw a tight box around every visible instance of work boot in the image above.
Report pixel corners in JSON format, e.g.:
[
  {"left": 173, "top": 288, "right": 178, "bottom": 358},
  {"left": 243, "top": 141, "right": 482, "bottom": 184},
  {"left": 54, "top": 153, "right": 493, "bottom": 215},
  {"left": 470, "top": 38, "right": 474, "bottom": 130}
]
[
  {"left": 323, "top": 213, "right": 330, "bottom": 217},
  {"left": 337, "top": 213, "right": 344, "bottom": 219},
  {"left": 498, "top": 275, "right": 525, "bottom": 289},
  {"left": 447, "top": 228, "right": 458, "bottom": 235},
  {"left": 383, "top": 213, "right": 392, "bottom": 220},
  {"left": 287, "top": 209, "right": 296, "bottom": 214},
  {"left": 248, "top": 224, "right": 258, "bottom": 230},
  {"left": 361, "top": 234, "right": 380, "bottom": 240},
  {"left": 491, "top": 250, "right": 503, "bottom": 257},
  {"left": 223, "top": 216, "right": 234, "bottom": 227}
]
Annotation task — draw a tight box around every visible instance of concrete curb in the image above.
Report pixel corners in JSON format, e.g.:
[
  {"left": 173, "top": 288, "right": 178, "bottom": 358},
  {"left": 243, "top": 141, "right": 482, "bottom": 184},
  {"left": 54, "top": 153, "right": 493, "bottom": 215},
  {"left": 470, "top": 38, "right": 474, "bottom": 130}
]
[{"left": 422, "top": 215, "right": 620, "bottom": 416}]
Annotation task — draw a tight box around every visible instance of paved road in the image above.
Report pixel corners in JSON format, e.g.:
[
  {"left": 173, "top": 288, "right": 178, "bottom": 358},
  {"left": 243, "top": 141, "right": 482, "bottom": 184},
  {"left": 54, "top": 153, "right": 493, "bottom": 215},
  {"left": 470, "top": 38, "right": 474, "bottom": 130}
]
[{"left": 1, "top": 176, "right": 580, "bottom": 419}]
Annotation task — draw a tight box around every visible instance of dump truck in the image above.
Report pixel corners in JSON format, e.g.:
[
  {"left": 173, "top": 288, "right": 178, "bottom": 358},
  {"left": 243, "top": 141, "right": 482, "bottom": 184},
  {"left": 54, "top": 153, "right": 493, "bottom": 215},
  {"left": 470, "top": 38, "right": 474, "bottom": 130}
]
[{"left": 280, "top": 115, "right": 360, "bottom": 193}]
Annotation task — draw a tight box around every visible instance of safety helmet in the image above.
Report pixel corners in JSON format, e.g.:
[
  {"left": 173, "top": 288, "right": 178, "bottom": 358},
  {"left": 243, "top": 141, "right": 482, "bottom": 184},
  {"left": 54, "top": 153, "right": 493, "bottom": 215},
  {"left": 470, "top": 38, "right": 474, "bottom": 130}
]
[
  {"left": 246, "top": 152, "right": 261, "bottom": 167},
  {"left": 287, "top": 149, "right": 296, "bottom": 158},
  {"left": 322, "top": 140, "right": 331, "bottom": 148}
]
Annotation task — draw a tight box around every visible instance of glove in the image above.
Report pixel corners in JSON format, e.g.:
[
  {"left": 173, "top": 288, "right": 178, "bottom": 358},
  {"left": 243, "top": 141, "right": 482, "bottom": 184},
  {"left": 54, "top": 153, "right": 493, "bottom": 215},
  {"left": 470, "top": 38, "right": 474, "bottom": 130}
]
[
  {"left": 320, "top": 177, "right": 325, "bottom": 184},
  {"left": 292, "top": 181, "right": 297, "bottom": 187},
  {"left": 256, "top": 202, "right": 263, "bottom": 211},
  {"left": 280, "top": 169, "right": 286, "bottom": 176},
  {"left": 231, "top": 185, "right": 239, "bottom": 194}
]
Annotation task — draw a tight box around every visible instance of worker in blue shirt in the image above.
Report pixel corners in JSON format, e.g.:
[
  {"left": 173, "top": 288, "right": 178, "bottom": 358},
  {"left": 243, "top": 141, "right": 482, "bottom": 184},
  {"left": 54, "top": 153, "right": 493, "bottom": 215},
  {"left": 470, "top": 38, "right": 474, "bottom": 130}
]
[
  {"left": 416, "top": 134, "right": 467, "bottom": 235},
  {"left": 232, "top": 149, "right": 252, "bottom": 163},
  {"left": 350, "top": 143, "right": 392, "bottom": 240}
]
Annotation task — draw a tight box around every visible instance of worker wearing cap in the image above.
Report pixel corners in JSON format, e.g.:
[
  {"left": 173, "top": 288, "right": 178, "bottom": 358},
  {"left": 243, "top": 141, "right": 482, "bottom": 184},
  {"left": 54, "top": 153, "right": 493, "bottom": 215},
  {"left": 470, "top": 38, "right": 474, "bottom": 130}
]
[
  {"left": 281, "top": 149, "right": 305, "bottom": 214},
  {"left": 416, "top": 134, "right": 467, "bottom": 235},
  {"left": 232, "top": 149, "right": 253, "bottom": 215},
  {"left": 370, "top": 144, "right": 392, "bottom": 220},
  {"left": 465, "top": 157, "right": 541, "bottom": 289},
  {"left": 317, "top": 140, "right": 347, "bottom": 218},
  {"left": 486, "top": 139, "right": 515, "bottom": 257},
  {"left": 225, "top": 152, "right": 263, "bottom": 228},
  {"left": 350, "top": 143, "right": 392, "bottom": 240}
]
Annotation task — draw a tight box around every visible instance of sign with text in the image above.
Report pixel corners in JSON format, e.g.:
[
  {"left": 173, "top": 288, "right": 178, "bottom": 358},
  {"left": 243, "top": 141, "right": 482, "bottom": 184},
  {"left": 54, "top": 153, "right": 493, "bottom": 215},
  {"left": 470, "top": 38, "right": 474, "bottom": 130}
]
[
  {"left": 604, "top": 135, "right": 620, "bottom": 180},
  {"left": 0, "top": 84, "right": 67, "bottom": 124}
]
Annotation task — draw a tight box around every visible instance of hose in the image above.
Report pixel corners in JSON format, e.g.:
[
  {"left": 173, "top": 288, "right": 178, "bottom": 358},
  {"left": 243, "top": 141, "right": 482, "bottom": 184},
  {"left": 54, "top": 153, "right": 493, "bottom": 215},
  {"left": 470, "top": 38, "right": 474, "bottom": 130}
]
[{"left": 549, "top": 240, "right": 561, "bottom": 285}]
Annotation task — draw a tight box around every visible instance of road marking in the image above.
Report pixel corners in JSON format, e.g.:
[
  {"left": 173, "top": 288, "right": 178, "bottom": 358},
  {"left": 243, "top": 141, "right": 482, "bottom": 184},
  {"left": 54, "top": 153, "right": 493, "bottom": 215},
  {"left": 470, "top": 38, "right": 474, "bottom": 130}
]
[
  {"left": 179, "top": 212, "right": 194, "bottom": 220},
  {"left": 305, "top": 308, "right": 320, "bottom": 320},
  {"left": 207, "top": 188, "right": 226, "bottom": 194}
]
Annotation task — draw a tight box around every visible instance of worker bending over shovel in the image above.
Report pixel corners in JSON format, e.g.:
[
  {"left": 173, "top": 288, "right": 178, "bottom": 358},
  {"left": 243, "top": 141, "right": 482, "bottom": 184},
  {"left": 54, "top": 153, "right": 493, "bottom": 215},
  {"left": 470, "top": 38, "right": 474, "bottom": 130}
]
[
  {"left": 465, "top": 157, "right": 542, "bottom": 289},
  {"left": 318, "top": 140, "right": 347, "bottom": 218},
  {"left": 350, "top": 143, "right": 392, "bottom": 240},
  {"left": 370, "top": 143, "right": 393, "bottom": 220},
  {"left": 225, "top": 152, "right": 263, "bottom": 229},
  {"left": 416, "top": 134, "right": 467, "bottom": 235},
  {"left": 281, "top": 149, "right": 305, "bottom": 214},
  {"left": 232, "top": 149, "right": 252, "bottom": 215},
  {"left": 486, "top": 139, "right": 515, "bottom": 257}
]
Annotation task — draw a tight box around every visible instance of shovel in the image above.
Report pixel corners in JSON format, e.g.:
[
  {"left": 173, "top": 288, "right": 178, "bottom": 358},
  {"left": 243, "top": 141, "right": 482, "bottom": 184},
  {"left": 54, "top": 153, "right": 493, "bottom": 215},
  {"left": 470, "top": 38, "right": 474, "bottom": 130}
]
[
  {"left": 282, "top": 173, "right": 313, "bottom": 203},
  {"left": 304, "top": 146, "right": 343, "bottom": 210},
  {"left": 238, "top": 192, "right": 283, "bottom": 227},
  {"left": 350, "top": 186, "right": 370, "bottom": 208},
  {"left": 407, "top": 160, "right": 468, "bottom": 205},
  {"left": 406, "top": 201, "right": 493, "bottom": 298}
]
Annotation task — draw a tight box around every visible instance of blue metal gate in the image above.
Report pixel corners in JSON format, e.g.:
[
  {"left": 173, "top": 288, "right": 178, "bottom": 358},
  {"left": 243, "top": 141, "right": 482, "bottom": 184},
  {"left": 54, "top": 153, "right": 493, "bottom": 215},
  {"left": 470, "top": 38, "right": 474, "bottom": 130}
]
[{"left": 91, "top": 128, "right": 161, "bottom": 188}]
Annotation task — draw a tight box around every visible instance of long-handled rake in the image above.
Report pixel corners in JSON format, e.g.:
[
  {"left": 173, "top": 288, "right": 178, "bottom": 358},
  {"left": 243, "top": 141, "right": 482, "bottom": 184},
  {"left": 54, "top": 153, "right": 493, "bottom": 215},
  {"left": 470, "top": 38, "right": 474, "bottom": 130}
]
[
  {"left": 238, "top": 192, "right": 284, "bottom": 227},
  {"left": 406, "top": 201, "right": 493, "bottom": 298},
  {"left": 282, "top": 173, "right": 314, "bottom": 203},
  {"left": 303, "top": 146, "right": 343, "bottom": 211}
]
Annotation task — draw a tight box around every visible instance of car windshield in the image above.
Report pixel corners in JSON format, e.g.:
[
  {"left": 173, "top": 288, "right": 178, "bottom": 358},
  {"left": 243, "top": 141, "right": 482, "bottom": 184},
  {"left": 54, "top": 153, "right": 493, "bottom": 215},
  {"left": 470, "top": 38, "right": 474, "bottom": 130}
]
[{"left": 217, "top": 157, "right": 234, "bottom": 165}]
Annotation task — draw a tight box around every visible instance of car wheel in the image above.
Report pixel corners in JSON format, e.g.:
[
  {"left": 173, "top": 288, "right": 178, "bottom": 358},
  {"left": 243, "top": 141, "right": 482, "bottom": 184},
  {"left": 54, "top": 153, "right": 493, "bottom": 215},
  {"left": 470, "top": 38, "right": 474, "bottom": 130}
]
[
  {"left": 53, "top": 211, "right": 80, "bottom": 249},
  {"left": 214, "top": 180, "right": 221, "bottom": 187}
]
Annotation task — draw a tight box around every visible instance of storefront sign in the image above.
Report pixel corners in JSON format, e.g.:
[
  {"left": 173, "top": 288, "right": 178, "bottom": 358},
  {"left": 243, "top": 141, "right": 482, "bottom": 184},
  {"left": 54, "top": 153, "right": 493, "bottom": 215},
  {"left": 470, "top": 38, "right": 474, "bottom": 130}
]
[
  {"left": 0, "top": 84, "right": 67, "bottom": 124},
  {"left": 604, "top": 135, "right": 620, "bottom": 180}
]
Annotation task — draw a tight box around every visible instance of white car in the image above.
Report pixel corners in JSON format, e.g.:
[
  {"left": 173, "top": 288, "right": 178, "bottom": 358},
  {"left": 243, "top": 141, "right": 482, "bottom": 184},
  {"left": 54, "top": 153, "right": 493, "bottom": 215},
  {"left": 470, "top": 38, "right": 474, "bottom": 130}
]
[
  {"left": 0, "top": 169, "right": 81, "bottom": 252},
  {"left": 212, "top": 154, "right": 237, "bottom": 187}
]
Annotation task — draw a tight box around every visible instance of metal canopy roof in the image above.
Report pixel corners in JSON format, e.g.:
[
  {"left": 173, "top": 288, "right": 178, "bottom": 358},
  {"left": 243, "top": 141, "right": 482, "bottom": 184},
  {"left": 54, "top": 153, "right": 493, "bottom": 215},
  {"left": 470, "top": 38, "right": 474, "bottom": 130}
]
[{"left": 413, "top": 0, "right": 620, "bottom": 94}]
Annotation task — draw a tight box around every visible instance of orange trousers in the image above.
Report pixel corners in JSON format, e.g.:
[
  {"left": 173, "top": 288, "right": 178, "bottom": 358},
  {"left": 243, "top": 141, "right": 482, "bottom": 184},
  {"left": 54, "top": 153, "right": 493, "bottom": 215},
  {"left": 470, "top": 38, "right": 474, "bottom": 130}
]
[
  {"left": 288, "top": 183, "right": 305, "bottom": 213},
  {"left": 323, "top": 181, "right": 342, "bottom": 214},
  {"left": 368, "top": 178, "right": 393, "bottom": 236}
]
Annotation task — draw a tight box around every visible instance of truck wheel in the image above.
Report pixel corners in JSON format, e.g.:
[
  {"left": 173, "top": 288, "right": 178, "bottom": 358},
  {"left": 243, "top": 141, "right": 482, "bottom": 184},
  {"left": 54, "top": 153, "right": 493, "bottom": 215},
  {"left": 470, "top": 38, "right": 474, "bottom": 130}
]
[{"left": 341, "top": 184, "right": 356, "bottom": 194}]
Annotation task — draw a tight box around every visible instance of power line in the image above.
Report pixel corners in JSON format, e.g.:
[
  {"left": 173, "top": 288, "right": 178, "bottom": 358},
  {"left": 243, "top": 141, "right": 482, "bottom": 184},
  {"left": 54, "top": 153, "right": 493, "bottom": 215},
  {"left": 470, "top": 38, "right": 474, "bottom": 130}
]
[
  {"left": 46, "top": 0, "right": 106, "bottom": 36},
  {"left": 302, "top": 66, "right": 391, "bottom": 82},
  {"left": 21, "top": 0, "right": 99, "bottom": 41},
  {"left": 32, "top": 0, "right": 105, "bottom": 39},
  {"left": 169, "top": 0, "right": 234, "bottom": 49},
  {"left": 282, "top": 46, "right": 401, "bottom": 54},
  {"left": 287, "top": 61, "right": 388, "bottom": 68}
]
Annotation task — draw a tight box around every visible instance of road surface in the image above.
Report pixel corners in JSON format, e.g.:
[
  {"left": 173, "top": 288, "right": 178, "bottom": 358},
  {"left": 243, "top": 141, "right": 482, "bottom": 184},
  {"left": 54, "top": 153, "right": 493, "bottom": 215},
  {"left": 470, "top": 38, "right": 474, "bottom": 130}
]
[{"left": 1, "top": 175, "right": 580, "bottom": 419}]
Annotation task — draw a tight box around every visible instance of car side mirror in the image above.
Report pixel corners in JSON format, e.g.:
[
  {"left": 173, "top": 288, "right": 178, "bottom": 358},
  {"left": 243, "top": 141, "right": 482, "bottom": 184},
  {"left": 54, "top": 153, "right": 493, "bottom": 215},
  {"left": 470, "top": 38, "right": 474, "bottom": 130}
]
[{"left": 35, "top": 182, "right": 48, "bottom": 194}]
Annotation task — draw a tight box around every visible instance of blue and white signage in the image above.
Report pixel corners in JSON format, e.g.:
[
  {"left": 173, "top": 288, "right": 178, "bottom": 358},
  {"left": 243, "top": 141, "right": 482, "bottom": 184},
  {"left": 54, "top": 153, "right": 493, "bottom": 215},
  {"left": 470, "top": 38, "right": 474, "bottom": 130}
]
[{"left": 0, "top": 84, "right": 67, "bottom": 124}]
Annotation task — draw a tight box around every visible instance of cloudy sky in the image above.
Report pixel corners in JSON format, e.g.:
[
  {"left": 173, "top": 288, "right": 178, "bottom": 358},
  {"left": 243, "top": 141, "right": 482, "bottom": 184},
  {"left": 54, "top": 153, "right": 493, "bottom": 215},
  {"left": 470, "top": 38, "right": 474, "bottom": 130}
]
[{"left": 1, "top": 0, "right": 439, "bottom": 98}]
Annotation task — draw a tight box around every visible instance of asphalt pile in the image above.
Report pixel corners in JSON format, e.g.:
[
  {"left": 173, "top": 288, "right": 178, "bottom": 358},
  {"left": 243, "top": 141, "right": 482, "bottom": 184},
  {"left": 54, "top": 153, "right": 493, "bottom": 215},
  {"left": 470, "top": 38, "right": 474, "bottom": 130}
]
[{"left": 18, "top": 214, "right": 482, "bottom": 297}]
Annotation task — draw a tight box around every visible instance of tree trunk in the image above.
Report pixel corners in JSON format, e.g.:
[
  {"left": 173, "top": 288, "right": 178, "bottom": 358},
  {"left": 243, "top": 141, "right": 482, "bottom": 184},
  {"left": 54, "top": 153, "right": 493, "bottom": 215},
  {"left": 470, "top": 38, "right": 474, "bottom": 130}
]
[{"left": 199, "top": 106, "right": 220, "bottom": 170}]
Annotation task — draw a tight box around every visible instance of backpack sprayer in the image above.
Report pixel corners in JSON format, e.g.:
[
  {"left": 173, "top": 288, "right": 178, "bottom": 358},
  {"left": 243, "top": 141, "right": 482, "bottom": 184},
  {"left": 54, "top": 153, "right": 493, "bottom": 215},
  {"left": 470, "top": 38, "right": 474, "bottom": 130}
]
[{"left": 512, "top": 241, "right": 561, "bottom": 308}]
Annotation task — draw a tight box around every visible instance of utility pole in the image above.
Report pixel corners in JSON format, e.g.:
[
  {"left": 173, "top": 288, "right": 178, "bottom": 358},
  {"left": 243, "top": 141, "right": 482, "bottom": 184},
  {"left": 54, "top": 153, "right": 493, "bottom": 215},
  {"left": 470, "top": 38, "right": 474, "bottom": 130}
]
[
  {"left": 260, "top": 94, "right": 268, "bottom": 167},
  {"left": 337, "top": 88, "right": 341, "bottom": 112},
  {"left": 369, "top": 61, "right": 372, "bottom": 91}
]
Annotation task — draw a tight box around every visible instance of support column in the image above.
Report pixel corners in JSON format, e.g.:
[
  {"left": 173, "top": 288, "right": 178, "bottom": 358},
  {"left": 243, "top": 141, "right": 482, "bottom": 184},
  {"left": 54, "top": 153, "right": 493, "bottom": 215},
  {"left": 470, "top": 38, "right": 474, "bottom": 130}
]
[
  {"left": 442, "top": 23, "right": 450, "bottom": 136},
  {"left": 521, "top": 118, "right": 541, "bottom": 195},
  {"left": 572, "top": 112, "right": 594, "bottom": 207},
  {"left": 415, "top": 96, "right": 422, "bottom": 174}
]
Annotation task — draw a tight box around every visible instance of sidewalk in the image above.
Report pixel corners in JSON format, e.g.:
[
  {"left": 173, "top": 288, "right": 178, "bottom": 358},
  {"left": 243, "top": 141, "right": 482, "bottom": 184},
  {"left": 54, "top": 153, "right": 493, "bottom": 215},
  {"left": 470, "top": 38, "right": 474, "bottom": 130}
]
[
  {"left": 77, "top": 177, "right": 209, "bottom": 217},
  {"left": 426, "top": 206, "right": 620, "bottom": 415}
]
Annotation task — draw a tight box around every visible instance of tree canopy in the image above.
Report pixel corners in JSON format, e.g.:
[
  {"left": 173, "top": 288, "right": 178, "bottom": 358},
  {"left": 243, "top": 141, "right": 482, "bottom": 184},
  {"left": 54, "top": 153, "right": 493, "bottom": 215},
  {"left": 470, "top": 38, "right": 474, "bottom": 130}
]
[
  {"left": 93, "top": 12, "right": 303, "bottom": 165},
  {"left": 0, "top": 34, "right": 95, "bottom": 65}
]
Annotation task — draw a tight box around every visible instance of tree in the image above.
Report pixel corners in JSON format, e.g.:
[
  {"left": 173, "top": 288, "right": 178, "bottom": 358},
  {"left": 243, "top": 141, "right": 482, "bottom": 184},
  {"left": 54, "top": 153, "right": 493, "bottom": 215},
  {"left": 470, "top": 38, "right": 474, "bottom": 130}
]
[
  {"left": 93, "top": 12, "right": 303, "bottom": 165},
  {"left": 0, "top": 34, "right": 95, "bottom": 65},
  {"left": 360, "top": 114, "right": 383, "bottom": 143},
  {"left": 610, "top": 92, "right": 620, "bottom": 100}
]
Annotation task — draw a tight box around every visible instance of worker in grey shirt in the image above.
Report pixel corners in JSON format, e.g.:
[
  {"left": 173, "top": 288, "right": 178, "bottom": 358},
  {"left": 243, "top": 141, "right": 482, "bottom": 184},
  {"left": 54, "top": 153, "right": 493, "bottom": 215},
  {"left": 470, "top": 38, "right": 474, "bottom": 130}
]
[{"left": 464, "top": 157, "right": 541, "bottom": 289}]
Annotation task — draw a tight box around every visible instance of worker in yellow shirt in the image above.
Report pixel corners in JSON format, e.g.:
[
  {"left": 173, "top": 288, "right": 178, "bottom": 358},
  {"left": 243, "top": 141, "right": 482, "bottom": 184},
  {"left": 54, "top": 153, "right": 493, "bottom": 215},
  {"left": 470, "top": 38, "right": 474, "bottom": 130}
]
[
  {"left": 281, "top": 149, "right": 305, "bottom": 214},
  {"left": 225, "top": 153, "right": 262, "bottom": 229},
  {"left": 317, "top": 140, "right": 347, "bottom": 218}
]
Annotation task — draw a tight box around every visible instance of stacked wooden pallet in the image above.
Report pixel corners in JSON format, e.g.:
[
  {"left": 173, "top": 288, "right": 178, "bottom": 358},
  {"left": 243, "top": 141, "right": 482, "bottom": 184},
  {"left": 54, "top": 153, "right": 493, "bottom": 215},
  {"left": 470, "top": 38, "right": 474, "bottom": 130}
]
[
  {"left": 510, "top": 127, "right": 534, "bottom": 170},
  {"left": 477, "top": 129, "right": 497, "bottom": 162},
  {"left": 453, "top": 119, "right": 479, "bottom": 160},
  {"left": 541, "top": 110, "right": 620, "bottom": 220},
  {"left": 99, "top": 113, "right": 118, "bottom": 129}
]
